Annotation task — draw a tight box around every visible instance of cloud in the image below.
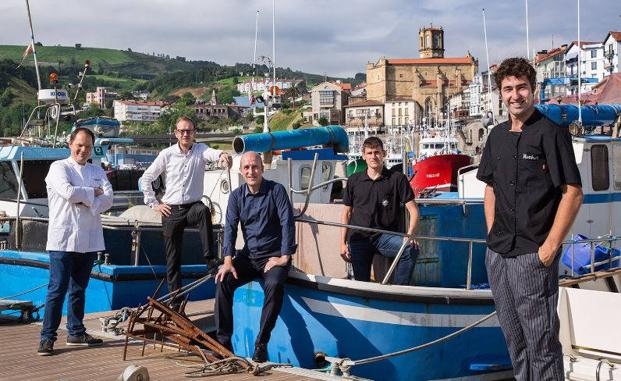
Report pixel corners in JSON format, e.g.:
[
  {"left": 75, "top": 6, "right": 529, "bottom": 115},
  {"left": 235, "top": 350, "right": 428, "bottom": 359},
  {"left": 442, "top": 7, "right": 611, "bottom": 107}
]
[{"left": 2, "top": 0, "right": 619, "bottom": 77}]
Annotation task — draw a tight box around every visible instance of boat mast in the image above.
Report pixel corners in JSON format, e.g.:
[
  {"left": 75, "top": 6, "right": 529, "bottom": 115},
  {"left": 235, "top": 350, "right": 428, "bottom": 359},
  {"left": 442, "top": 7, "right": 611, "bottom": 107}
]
[
  {"left": 577, "top": 0, "right": 582, "bottom": 124},
  {"left": 525, "top": 0, "right": 530, "bottom": 60},
  {"left": 24, "top": 0, "right": 42, "bottom": 91},
  {"left": 482, "top": 8, "right": 496, "bottom": 125},
  {"left": 251, "top": 10, "right": 259, "bottom": 102},
  {"left": 272, "top": 0, "right": 276, "bottom": 94}
]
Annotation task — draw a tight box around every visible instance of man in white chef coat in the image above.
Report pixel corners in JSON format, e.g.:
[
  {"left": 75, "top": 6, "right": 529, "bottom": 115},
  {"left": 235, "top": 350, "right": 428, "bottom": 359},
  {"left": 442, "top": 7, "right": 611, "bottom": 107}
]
[{"left": 38, "top": 127, "right": 113, "bottom": 356}]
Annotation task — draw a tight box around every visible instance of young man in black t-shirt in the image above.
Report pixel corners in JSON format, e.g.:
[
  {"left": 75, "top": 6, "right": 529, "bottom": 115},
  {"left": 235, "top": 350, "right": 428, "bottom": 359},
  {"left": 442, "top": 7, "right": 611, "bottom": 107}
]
[
  {"left": 340, "top": 137, "right": 419, "bottom": 285},
  {"left": 477, "top": 57, "right": 583, "bottom": 381}
]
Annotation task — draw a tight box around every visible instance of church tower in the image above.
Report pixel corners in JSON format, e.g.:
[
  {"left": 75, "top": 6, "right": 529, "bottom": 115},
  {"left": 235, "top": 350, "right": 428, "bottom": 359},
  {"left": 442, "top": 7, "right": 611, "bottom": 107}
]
[{"left": 419, "top": 25, "right": 445, "bottom": 58}]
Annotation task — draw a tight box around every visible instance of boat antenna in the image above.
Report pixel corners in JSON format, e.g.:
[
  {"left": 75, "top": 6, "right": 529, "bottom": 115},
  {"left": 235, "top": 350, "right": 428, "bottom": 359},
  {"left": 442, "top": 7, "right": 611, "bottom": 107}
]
[
  {"left": 482, "top": 8, "right": 496, "bottom": 125},
  {"left": 24, "top": 0, "right": 42, "bottom": 91},
  {"left": 577, "top": 0, "right": 582, "bottom": 124}
]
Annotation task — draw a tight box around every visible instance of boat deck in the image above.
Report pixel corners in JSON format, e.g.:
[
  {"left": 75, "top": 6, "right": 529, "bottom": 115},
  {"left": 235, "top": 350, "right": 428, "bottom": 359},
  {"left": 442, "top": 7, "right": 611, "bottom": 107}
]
[{"left": 0, "top": 299, "right": 329, "bottom": 381}]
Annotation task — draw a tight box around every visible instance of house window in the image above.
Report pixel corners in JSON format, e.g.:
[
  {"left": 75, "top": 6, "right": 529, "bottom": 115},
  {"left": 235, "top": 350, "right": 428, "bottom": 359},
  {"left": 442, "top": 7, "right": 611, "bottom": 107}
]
[
  {"left": 591, "top": 62, "right": 597, "bottom": 70},
  {"left": 591, "top": 50, "right": 597, "bottom": 58},
  {"left": 591, "top": 144, "right": 609, "bottom": 191},
  {"left": 319, "top": 90, "right": 334, "bottom": 106}
]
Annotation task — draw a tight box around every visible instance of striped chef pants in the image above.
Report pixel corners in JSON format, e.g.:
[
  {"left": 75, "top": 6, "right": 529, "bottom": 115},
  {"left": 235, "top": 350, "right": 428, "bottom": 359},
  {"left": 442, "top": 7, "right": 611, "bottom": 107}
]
[{"left": 485, "top": 248, "right": 564, "bottom": 381}]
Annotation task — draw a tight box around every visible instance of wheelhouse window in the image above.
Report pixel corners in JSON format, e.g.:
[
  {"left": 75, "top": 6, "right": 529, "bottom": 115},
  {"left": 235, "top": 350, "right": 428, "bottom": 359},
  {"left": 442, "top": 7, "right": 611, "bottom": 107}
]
[
  {"left": 321, "top": 162, "right": 333, "bottom": 190},
  {"left": 21, "top": 160, "right": 55, "bottom": 199},
  {"left": 0, "top": 162, "right": 19, "bottom": 199},
  {"left": 613, "top": 143, "right": 621, "bottom": 190},
  {"left": 300, "top": 166, "right": 312, "bottom": 190},
  {"left": 591, "top": 144, "right": 609, "bottom": 191}
]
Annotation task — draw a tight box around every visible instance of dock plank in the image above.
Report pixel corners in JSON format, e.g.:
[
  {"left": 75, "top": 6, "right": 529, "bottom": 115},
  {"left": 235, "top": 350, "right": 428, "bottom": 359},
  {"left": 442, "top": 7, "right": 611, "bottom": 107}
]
[{"left": 0, "top": 299, "right": 326, "bottom": 381}]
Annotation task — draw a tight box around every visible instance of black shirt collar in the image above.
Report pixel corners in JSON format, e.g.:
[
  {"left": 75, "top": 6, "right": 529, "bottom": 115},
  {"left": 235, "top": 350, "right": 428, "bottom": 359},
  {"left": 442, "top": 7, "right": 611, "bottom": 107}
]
[
  {"left": 502, "top": 108, "right": 543, "bottom": 133},
  {"left": 362, "top": 167, "right": 391, "bottom": 181}
]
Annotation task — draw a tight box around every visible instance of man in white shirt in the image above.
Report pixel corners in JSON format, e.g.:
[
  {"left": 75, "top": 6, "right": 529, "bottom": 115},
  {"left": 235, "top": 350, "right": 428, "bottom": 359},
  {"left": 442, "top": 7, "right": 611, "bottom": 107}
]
[
  {"left": 141, "top": 116, "right": 232, "bottom": 310},
  {"left": 38, "top": 127, "right": 114, "bottom": 356}
]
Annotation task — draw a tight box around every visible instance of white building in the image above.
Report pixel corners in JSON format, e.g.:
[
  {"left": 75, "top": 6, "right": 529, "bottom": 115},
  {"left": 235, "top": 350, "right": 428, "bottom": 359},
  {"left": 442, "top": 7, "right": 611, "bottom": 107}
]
[
  {"left": 534, "top": 46, "right": 567, "bottom": 101},
  {"left": 448, "top": 89, "right": 470, "bottom": 119},
  {"left": 565, "top": 41, "right": 605, "bottom": 94},
  {"left": 344, "top": 100, "right": 384, "bottom": 127},
  {"left": 468, "top": 74, "right": 483, "bottom": 117},
  {"left": 113, "top": 100, "right": 165, "bottom": 123},
  {"left": 236, "top": 79, "right": 300, "bottom": 94},
  {"left": 603, "top": 31, "right": 621, "bottom": 77},
  {"left": 310, "top": 82, "right": 349, "bottom": 125},
  {"left": 384, "top": 99, "right": 421, "bottom": 127},
  {"left": 481, "top": 90, "right": 507, "bottom": 124}
]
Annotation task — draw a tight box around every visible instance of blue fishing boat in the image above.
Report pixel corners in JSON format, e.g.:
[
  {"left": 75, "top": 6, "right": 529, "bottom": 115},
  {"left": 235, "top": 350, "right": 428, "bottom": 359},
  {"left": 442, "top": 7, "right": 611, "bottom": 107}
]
[
  {"left": 210, "top": 105, "right": 621, "bottom": 380},
  {"left": 0, "top": 41, "right": 214, "bottom": 317}
]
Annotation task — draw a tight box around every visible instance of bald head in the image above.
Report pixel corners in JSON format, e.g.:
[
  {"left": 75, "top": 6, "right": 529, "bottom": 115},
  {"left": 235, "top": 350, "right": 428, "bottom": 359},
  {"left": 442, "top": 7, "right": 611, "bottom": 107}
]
[
  {"left": 240, "top": 151, "right": 263, "bottom": 169},
  {"left": 240, "top": 151, "right": 264, "bottom": 192}
]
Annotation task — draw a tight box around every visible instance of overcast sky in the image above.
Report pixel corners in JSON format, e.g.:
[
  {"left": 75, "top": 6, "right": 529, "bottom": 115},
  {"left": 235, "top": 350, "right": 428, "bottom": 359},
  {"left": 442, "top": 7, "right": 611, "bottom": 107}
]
[{"left": 2, "top": 0, "right": 620, "bottom": 77}]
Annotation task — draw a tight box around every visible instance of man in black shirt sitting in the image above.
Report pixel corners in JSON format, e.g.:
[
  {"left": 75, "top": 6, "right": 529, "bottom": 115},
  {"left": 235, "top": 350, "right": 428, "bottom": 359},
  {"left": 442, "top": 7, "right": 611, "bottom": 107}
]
[
  {"left": 477, "top": 57, "right": 583, "bottom": 380},
  {"left": 340, "top": 137, "right": 419, "bottom": 285}
]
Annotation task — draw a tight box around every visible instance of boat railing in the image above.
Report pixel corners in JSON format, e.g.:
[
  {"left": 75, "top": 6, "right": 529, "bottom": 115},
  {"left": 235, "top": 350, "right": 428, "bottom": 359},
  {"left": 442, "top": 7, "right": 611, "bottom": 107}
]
[
  {"left": 296, "top": 217, "right": 621, "bottom": 288},
  {"left": 295, "top": 217, "right": 486, "bottom": 288},
  {"left": 0, "top": 214, "right": 225, "bottom": 267}
]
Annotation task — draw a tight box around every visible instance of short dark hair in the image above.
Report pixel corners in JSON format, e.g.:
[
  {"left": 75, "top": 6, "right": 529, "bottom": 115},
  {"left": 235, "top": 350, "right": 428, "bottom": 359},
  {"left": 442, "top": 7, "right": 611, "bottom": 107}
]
[
  {"left": 69, "top": 127, "right": 95, "bottom": 144},
  {"left": 362, "top": 136, "right": 384, "bottom": 152},
  {"left": 493, "top": 57, "right": 536, "bottom": 91}
]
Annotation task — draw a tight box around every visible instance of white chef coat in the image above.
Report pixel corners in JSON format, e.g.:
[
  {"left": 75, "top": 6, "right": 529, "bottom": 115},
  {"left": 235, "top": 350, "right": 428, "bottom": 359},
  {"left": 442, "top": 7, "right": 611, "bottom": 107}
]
[
  {"left": 141, "top": 143, "right": 222, "bottom": 207},
  {"left": 45, "top": 157, "right": 113, "bottom": 253}
]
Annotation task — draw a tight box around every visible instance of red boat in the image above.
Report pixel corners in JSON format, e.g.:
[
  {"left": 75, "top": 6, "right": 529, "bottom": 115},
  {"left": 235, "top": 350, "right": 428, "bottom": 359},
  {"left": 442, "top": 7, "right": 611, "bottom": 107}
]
[{"left": 410, "top": 154, "right": 472, "bottom": 196}]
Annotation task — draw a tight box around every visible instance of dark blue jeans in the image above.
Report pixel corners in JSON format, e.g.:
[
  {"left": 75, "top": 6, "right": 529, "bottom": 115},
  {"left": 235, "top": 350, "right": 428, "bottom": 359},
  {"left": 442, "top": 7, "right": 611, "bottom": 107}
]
[
  {"left": 215, "top": 255, "right": 290, "bottom": 347},
  {"left": 348, "top": 233, "right": 418, "bottom": 285},
  {"left": 40, "top": 251, "right": 96, "bottom": 342}
]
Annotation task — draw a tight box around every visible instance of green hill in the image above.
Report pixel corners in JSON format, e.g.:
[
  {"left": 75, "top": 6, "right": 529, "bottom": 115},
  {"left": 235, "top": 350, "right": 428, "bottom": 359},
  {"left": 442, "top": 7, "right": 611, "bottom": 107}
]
[
  {"left": 0, "top": 45, "right": 193, "bottom": 78},
  {"left": 0, "top": 45, "right": 131, "bottom": 65},
  {"left": 270, "top": 107, "right": 306, "bottom": 131}
]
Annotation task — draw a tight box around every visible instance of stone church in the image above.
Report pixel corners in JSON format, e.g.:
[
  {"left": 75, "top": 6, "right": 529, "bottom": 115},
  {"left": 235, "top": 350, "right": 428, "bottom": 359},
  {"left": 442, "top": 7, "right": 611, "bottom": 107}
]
[{"left": 366, "top": 26, "right": 478, "bottom": 124}]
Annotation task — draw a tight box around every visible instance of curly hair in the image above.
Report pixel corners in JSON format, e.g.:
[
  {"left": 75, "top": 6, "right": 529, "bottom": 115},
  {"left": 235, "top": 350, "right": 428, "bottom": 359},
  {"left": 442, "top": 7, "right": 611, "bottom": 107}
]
[{"left": 493, "top": 57, "right": 536, "bottom": 91}]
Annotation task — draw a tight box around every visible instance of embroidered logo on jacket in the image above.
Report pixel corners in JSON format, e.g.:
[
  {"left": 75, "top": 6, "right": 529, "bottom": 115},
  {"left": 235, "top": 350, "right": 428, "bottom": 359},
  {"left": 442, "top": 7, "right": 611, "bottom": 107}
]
[{"left": 522, "top": 153, "right": 540, "bottom": 160}]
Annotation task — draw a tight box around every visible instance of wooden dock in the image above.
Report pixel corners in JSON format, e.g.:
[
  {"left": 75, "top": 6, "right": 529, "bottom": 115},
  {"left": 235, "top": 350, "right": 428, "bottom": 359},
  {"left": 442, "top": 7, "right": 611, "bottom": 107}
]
[{"left": 0, "top": 300, "right": 334, "bottom": 381}]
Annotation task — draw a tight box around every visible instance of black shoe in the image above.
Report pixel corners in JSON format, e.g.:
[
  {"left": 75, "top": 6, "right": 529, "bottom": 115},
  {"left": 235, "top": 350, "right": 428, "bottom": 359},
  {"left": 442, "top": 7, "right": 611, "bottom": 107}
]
[
  {"left": 66, "top": 333, "right": 103, "bottom": 347},
  {"left": 252, "top": 343, "right": 268, "bottom": 363},
  {"left": 37, "top": 339, "right": 54, "bottom": 356}
]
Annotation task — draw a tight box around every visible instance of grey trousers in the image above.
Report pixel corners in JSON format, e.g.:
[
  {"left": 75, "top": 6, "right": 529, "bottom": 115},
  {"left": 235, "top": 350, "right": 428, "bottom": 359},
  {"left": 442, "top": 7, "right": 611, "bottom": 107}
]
[{"left": 485, "top": 248, "right": 564, "bottom": 381}]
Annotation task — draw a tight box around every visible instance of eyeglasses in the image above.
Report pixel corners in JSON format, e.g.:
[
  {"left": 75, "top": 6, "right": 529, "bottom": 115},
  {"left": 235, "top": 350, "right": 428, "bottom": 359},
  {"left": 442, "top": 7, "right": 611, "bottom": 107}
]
[{"left": 176, "top": 129, "right": 195, "bottom": 135}]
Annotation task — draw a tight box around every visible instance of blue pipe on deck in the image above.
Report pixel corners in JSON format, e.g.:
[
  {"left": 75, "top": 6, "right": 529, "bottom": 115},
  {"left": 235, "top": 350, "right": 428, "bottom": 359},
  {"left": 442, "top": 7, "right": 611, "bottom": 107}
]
[
  {"left": 535, "top": 104, "right": 621, "bottom": 127},
  {"left": 232, "top": 126, "right": 349, "bottom": 154}
]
